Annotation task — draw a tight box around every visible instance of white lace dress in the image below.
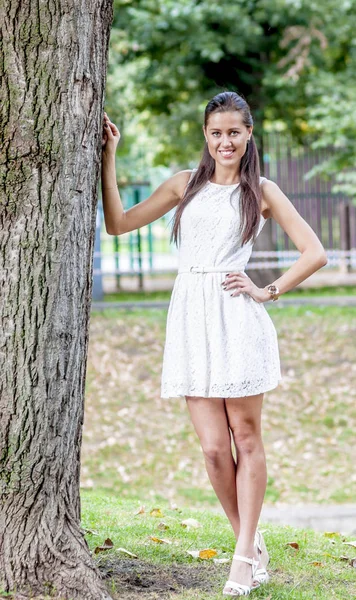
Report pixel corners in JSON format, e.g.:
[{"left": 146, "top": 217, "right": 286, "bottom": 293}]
[{"left": 160, "top": 177, "right": 282, "bottom": 399}]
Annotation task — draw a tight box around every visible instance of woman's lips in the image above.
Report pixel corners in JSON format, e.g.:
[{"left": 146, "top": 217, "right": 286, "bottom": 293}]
[{"left": 219, "top": 149, "right": 235, "bottom": 158}]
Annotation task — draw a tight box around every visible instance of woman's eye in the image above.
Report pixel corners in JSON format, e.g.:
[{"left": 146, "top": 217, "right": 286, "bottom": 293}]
[{"left": 211, "top": 131, "right": 240, "bottom": 137}]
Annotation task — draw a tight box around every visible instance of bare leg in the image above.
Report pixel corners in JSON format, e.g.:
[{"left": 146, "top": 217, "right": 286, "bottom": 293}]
[
  {"left": 185, "top": 396, "right": 240, "bottom": 538},
  {"left": 223, "top": 392, "right": 267, "bottom": 592}
]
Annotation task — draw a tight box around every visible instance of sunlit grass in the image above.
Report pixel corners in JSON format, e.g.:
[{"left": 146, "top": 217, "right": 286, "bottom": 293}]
[{"left": 80, "top": 492, "right": 356, "bottom": 600}]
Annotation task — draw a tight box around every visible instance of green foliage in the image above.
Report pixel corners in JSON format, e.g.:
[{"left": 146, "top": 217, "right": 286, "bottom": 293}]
[
  {"left": 107, "top": 0, "right": 356, "bottom": 190},
  {"left": 304, "top": 71, "right": 356, "bottom": 201}
]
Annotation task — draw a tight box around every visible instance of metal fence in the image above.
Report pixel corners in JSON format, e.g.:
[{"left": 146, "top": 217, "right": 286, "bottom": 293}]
[{"left": 263, "top": 131, "right": 356, "bottom": 252}]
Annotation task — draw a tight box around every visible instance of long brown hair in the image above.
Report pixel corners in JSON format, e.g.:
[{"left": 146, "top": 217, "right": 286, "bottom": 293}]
[{"left": 170, "top": 91, "right": 262, "bottom": 246}]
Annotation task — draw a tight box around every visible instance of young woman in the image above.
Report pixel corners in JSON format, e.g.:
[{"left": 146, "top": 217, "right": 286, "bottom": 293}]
[{"left": 101, "top": 92, "right": 327, "bottom": 597}]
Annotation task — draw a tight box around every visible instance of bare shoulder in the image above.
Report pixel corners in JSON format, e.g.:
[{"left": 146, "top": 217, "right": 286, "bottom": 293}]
[
  {"left": 165, "top": 169, "right": 194, "bottom": 199},
  {"left": 261, "top": 178, "right": 281, "bottom": 195},
  {"left": 260, "top": 178, "right": 286, "bottom": 219},
  {"left": 260, "top": 177, "right": 312, "bottom": 231},
  {"left": 261, "top": 177, "right": 281, "bottom": 193}
]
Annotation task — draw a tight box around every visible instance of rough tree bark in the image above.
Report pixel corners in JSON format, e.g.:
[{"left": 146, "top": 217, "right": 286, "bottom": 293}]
[{"left": 0, "top": 1, "right": 113, "bottom": 598}]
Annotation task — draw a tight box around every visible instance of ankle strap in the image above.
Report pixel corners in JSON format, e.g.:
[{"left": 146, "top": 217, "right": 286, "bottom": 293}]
[
  {"left": 254, "top": 530, "right": 262, "bottom": 551},
  {"left": 233, "top": 555, "right": 259, "bottom": 567}
]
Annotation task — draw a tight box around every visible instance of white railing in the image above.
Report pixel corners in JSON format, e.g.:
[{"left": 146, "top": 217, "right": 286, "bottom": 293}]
[{"left": 92, "top": 249, "right": 356, "bottom": 276}]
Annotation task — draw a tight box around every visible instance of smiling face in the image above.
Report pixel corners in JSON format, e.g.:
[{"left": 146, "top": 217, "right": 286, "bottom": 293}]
[{"left": 203, "top": 110, "right": 252, "bottom": 170}]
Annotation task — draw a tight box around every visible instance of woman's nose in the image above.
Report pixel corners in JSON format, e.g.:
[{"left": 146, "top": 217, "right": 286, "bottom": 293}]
[{"left": 221, "top": 136, "right": 232, "bottom": 147}]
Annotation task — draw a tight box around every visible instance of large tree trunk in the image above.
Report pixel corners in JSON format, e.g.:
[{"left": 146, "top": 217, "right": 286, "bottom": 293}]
[{"left": 0, "top": 1, "right": 113, "bottom": 598}]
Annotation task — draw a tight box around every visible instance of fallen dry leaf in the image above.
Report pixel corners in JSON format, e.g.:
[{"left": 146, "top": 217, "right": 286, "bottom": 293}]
[
  {"left": 309, "top": 561, "right": 324, "bottom": 567},
  {"left": 323, "top": 553, "right": 356, "bottom": 567},
  {"left": 213, "top": 558, "right": 230, "bottom": 564},
  {"left": 187, "top": 548, "right": 217, "bottom": 560},
  {"left": 117, "top": 547, "right": 138, "bottom": 558},
  {"left": 340, "top": 557, "right": 356, "bottom": 568},
  {"left": 343, "top": 540, "right": 356, "bottom": 548},
  {"left": 199, "top": 549, "right": 217, "bottom": 559},
  {"left": 181, "top": 518, "right": 201, "bottom": 529},
  {"left": 150, "top": 508, "right": 164, "bottom": 518},
  {"left": 157, "top": 521, "right": 169, "bottom": 530},
  {"left": 323, "top": 552, "right": 346, "bottom": 561},
  {"left": 135, "top": 505, "right": 145, "bottom": 515},
  {"left": 324, "top": 532, "right": 341, "bottom": 538},
  {"left": 285, "top": 542, "right": 299, "bottom": 550},
  {"left": 82, "top": 527, "right": 99, "bottom": 536},
  {"left": 187, "top": 550, "right": 200, "bottom": 559},
  {"left": 94, "top": 538, "right": 114, "bottom": 554},
  {"left": 149, "top": 536, "right": 172, "bottom": 544}
]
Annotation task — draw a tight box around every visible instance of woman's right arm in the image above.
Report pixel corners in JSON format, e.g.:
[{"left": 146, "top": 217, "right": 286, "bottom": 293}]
[{"left": 101, "top": 114, "right": 191, "bottom": 235}]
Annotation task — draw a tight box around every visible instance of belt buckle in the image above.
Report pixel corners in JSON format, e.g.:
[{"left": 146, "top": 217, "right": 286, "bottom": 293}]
[{"left": 190, "top": 266, "right": 200, "bottom": 273}]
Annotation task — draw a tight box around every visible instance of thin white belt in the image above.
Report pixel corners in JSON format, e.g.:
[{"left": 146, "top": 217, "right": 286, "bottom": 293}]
[{"left": 178, "top": 265, "right": 245, "bottom": 274}]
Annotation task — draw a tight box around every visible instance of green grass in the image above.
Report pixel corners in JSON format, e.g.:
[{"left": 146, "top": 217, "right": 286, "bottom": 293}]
[
  {"left": 101, "top": 285, "right": 356, "bottom": 304},
  {"left": 284, "top": 285, "right": 356, "bottom": 297},
  {"left": 104, "top": 290, "right": 173, "bottom": 302},
  {"left": 2, "top": 493, "right": 355, "bottom": 599},
  {"left": 80, "top": 492, "right": 356, "bottom": 599}
]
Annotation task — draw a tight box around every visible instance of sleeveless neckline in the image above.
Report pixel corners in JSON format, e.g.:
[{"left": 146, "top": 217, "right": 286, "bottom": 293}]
[
  {"left": 207, "top": 179, "right": 267, "bottom": 220},
  {"left": 208, "top": 180, "right": 240, "bottom": 188}
]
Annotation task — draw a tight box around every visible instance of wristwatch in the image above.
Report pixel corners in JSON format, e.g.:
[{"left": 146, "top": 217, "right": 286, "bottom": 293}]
[{"left": 266, "top": 284, "right": 280, "bottom": 302}]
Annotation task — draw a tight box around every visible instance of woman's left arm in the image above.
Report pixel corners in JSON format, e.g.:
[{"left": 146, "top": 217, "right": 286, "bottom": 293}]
[
  {"left": 260, "top": 180, "right": 328, "bottom": 299},
  {"left": 225, "top": 180, "right": 328, "bottom": 303}
]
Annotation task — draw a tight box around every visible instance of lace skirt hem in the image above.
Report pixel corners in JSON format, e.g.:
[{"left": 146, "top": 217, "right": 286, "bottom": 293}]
[{"left": 160, "top": 376, "right": 282, "bottom": 399}]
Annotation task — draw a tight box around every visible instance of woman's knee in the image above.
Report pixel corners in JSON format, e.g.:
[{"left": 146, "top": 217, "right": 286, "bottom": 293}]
[
  {"left": 230, "top": 424, "right": 262, "bottom": 456},
  {"left": 225, "top": 394, "right": 264, "bottom": 456},
  {"left": 201, "top": 439, "right": 232, "bottom": 466}
]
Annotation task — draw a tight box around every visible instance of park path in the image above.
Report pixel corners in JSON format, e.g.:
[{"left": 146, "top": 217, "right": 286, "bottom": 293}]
[
  {"left": 207, "top": 503, "right": 356, "bottom": 535},
  {"left": 260, "top": 503, "right": 356, "bottom": 535}
]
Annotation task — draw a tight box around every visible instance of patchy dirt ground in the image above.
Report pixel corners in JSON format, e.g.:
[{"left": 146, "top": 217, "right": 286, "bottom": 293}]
[
  {"left": 82, "top": 307, "right": 356, "bottom": 506},
  {"left": 98, "top": 557, "right": 220, "bottom": 599}
]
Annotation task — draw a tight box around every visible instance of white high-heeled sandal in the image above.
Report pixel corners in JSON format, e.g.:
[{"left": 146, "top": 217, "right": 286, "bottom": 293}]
[
  {"left": 223, "top": 554, "right": 259, "bottom": 596},
  {"left": 252, "top": 530, "right": 270, "bottom": 588}
]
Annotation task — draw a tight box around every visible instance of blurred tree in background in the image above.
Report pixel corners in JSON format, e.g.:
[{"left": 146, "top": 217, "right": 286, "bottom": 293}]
[
  {"left": 305, "top": 73, "right": 356, "bottom": 199},
  {"left": 107, "top": 0, "right": 356, "bottom": 198}
]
